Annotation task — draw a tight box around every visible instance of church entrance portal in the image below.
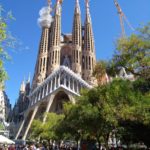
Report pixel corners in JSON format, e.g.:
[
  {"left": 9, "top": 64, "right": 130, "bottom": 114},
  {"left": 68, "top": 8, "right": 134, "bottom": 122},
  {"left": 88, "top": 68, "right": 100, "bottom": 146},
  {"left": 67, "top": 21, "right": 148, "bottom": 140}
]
[{"left": 50, "top": 91, "right": 70, "bottom": 114}]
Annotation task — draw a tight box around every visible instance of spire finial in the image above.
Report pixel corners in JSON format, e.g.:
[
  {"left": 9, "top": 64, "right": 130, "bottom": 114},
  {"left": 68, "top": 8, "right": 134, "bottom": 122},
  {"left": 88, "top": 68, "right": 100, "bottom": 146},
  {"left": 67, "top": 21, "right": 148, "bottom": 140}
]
[
  {"left": 75, "top": 0, "right": 80, "bottom": 14},
  {"left": 85, "top": 0, "right": 90, "bottom": 9},
  {"left": 20, "top": 79, "right": 25, "bottom": 92},
  {"left": 85, "top": 0, "right": 90, "bottom": 16},
  {"left": 76, "top": 0, "right": 79, "bottom": 5},
  {"left": 47, "top": 0, "right": 51, "bottom": 7},
  {"left": 85, "top": 0, "right": 91, "bottom": 22},
  {"left": 28, "top": 73, "right": 31, "bottom": 83},
  {"left": 23, "top": 76, "right": 26, "bottom": 83},
  {"left": 57, "top": 0, "right": 63, "bottom": 5}
]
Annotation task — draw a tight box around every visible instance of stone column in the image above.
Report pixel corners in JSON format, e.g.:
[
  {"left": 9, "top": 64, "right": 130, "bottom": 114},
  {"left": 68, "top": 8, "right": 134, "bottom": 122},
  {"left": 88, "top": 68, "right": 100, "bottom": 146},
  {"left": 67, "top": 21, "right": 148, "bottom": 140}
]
[
  {"left": 68, "top": 77, "right": 71, "bottom": 89},
  {"left": 43, "top": 94, "right": 55, "bottom": 123},
  {"left": 34, "top": 95, "right": 36, "bottom": 103},
  {"left": 15, "top": 119, "right": 25, "bottom": 140},
  {"left": 50, "top": 81, "right": 52, "bottom": 92},
  {"left": 64, "top": 76, "right": 66, "bottom": 87},
  {"left": 42, "top": 88, "right": 45, "bottom": 98},
  {"left": 58, "top": 73, "right": 60, "bottom": 86},
  {"left": 29, "top": 98, "right": 32, "bottom": 106},
  {"left": 38, "top": 91, "right": 40, "bottom": 101},
  {"left": 46, "top": 85, "right": 48, "bottom": 95},
  {"left": 77, "top": 82, "right": 79, "bottom": 94},
  {"left": 55, "top": 76, "right": 57, "bottom": 89},
  {"left": 73, "top": 79, "right": 75, "bottom": 91},
  {"left": 22, "top": 106, "right": 39, "bottom": 140}
]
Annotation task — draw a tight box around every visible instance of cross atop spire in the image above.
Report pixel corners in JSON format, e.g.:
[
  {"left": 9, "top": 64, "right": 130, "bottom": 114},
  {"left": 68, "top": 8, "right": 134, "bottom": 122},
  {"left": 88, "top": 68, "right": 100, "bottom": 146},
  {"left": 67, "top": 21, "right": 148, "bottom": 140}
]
[{"left": 75, "top": 0, "right": 81, "bottom": 14}]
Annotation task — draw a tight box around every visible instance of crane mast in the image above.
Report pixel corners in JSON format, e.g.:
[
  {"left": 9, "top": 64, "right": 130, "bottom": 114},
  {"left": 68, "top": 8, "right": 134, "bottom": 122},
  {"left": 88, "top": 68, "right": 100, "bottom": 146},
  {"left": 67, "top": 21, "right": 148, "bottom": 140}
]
[
  {"left": 114, "top": 0, "right": 134, "bottom": 37},
  {"left": 114, "top": 0, "right": 125, "bottom": 37}
]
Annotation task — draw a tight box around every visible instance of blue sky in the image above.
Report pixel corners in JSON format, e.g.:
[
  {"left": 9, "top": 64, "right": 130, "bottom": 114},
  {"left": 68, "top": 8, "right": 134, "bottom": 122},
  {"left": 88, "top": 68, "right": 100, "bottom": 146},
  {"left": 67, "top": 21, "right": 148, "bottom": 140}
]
[{"left": 2, "top": 0, "right": 150, "bottom": 106}]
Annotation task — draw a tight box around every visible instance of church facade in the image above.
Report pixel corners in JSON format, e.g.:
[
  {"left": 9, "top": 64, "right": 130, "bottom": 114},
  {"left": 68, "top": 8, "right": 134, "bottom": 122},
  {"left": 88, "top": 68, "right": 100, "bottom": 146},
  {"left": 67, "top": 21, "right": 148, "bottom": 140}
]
[
  {"left": 32, "top": 0, "right": 96, "bottom": 88},
  {"left": 13, "top": 0, "right": 97, "bottom": 140}
]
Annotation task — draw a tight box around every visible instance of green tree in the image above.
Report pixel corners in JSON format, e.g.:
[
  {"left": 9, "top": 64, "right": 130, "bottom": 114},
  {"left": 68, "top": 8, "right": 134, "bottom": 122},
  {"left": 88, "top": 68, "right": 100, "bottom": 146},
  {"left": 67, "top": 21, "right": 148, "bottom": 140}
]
[
  {"left": 30, "top": 113, "right": 64, "bottom": 143},
  {"left": 104, "top": 79, "right": 150, "bottom": 147},
  {"left": 57, "top": 88, "right": 118, "bottom": 149},
  {"left": 41, "top": 113, "right": 64, "bottom": 141},
  {"left": 93, "top": 60, "right": 108, "bottom": 85},
  {"left": 0, "top": 122, "right": 4, "bottom": 130},
  {"left": 29, "top": 120, "right": 43, "bottom": 140},
  {"left": 57, "top": 79, "right": 150, "bottom": 148},
  {"left": 108, "top": 23, "right": 150, "bottom": 79},
  {"left": 0, "top": 5, "right": 15, "bottom": 89}
]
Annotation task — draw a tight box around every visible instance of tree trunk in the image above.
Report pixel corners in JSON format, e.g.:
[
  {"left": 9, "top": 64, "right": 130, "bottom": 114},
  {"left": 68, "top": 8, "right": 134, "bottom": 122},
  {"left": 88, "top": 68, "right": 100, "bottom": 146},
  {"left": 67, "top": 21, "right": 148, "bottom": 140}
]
[
  {"left": 104, "top": 136, "right": 109, "bottom": 150},
  {"left": 76, "top": 140, "right": 79, "bottom": 150},
  {"left": 48, "top": 139, "right": 51, "bottom": 150},
  {"left": 96, "top": 137, "right": 101, "bottom": 150}
]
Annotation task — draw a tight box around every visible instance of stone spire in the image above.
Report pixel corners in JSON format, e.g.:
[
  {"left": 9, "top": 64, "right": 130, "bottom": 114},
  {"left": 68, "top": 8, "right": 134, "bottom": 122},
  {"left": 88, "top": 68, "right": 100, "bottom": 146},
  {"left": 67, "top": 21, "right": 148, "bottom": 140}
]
[
  {"left": 48, "top": 0, "right": 62, "bottom": 73},
  {"left": 27, "top": 73, "right": 31, "bottom": 83},
  {"left": 32, "top": 3, "right": 53, "bottom": 89},
  {"left": 20, "top": 80, "right": 25, "bottom": 93},
  {"left": 82, "top": 0, "right": 96, "bottom": 84},
  {"left": 72, "top": 0, "right": 82, "bottom": 75}
]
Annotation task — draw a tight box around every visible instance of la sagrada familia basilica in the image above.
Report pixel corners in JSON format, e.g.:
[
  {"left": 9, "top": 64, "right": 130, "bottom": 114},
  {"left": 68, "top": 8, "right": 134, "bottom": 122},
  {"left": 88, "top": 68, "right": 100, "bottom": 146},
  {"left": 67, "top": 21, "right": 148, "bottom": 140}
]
[{"left": 11, "top": 0, "right": 99, "bottom": 140}]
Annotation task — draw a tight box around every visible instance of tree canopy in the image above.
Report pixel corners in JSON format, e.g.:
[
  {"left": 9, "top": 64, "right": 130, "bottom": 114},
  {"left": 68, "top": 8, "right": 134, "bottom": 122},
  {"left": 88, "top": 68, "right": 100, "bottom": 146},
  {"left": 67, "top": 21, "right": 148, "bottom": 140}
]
[
  {"left": 59, "top": 79, "right": 150, "bottom": 147},
  {"left": 107, "top": 23, "right": 150, "bottom": 80},
  {"left": 0, "top": 5, "right": 15, "bottom": 89},
  {"left": 30, "top": 113, "right": 64, "bottom": 141}
]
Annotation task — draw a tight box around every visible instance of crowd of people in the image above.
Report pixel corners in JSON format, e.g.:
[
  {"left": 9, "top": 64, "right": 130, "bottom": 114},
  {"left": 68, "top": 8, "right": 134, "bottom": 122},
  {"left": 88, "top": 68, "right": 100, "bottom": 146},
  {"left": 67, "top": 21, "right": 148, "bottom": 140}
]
[
  {"left": 0, "top": 143, "right": 45, "bottom": 150},
  {"left": 0, "top": 143, "right": 80, "bottom": 150},
  {"left": 0, "top": 143, "right": 149, "bottom": 150}
]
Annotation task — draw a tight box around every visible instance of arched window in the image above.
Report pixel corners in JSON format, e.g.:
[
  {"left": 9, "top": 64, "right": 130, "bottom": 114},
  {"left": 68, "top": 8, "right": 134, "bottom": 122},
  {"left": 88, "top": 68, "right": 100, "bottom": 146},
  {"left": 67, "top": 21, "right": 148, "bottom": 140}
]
[
  {"left": 55, "top": 51, "right": 57, "bottom": 63},
  {"left": 82, "top": 56, "right": 85, "bottom": 69},
  {"left": 76, "top": 51, "right": 78, "bottom": 63},
  {"left": 86, "top": 56, "right": 88, "bottom": 69},
  {"left": 89, "top": 56, "right": 91, "bottom": 70}
]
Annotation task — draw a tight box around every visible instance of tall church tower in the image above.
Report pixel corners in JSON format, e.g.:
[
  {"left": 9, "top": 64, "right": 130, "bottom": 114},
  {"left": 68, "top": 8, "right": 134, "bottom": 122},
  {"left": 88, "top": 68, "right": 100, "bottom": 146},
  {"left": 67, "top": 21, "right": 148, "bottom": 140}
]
[
  {"left": 32, "top": 5, "right": 52, "bottom": 88},
  {"left": 72, "top": 0, "right": 82, "bottom": 75},
  {"left": 82, "top": 0, "right": 96, "bottom": 84},
  {"left": 48, "top": 0, "right": 62, "bottom": 74}
]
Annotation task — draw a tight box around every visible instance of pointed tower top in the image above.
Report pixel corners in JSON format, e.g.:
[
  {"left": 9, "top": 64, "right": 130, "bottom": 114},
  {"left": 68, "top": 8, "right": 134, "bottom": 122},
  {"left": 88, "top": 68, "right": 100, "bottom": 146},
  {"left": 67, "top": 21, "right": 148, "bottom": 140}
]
[
  {"left": 85, "top": 0, "right": 91, "bottom": 23},
  {"left": 54, "top": 0, "right": 62, "bottom": 15},
  {"left": 85, "top": 0, "right": 90, "bottom": 8},
  {"left": 27, "top": 73, "right": 31, "bottom": 83},
  {"left": 20, "top": 80, "right": 25, "bottom": 92},
  {"left": 75, "top": 0, "right": 81, "bottom": 14},
  {"left": 57, "top": 0, "right": 63, "bottom": 5}
]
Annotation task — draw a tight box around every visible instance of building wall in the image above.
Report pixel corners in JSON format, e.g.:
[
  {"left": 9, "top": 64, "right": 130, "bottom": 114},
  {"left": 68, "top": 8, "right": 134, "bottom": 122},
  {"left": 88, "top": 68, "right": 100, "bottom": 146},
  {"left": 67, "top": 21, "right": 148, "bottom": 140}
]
[{"left": 0, "top": 91, "right": 11, "bottom": 122}]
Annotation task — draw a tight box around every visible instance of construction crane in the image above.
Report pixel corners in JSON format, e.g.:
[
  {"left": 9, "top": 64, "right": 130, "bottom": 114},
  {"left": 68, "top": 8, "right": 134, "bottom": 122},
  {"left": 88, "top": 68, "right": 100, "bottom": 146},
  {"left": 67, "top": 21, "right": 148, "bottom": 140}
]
[{"left": 114, "top": 0, "right": 135, "bottom": 37}]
